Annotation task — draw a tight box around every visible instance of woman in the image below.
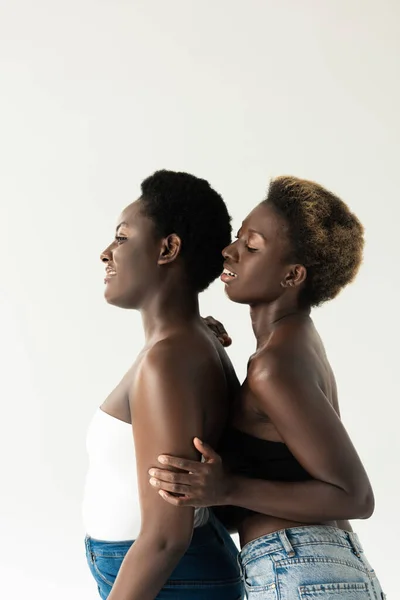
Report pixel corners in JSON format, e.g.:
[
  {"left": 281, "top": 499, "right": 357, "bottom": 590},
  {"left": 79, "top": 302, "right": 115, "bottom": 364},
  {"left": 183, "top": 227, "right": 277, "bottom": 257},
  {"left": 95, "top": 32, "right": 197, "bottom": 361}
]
[
  {"left": 82, "top": 170, "right": 244, "bottom": 599},
  {"left": 148, "top": 176, "right": 386, "bottom": 599}
]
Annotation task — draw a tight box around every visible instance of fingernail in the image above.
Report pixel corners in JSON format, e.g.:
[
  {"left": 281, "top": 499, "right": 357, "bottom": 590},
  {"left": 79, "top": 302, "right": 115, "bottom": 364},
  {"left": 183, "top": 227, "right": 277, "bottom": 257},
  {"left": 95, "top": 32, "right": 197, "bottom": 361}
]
[
  {"left": 150, "top": 478, "right": 158, "bottom": 486},
  {"left": 197, "top": 438, "right": 203, "bottom": 445},
  {"left": 148, "top": 469, "right": 155, "bottom": 476},
  {"left": 158, "top": 456, "right": 167, "bottom": 464}
]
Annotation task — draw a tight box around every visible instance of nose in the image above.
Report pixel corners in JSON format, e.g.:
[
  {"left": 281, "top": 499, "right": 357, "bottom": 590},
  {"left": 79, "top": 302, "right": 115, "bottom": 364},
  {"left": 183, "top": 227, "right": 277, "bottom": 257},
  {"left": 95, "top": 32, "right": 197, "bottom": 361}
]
[
  {"left": 222, "top": 240, "right": 238, "bottom": 262},
  {"left": 100, "top": 245, "right": 112, "bottom": 264}
]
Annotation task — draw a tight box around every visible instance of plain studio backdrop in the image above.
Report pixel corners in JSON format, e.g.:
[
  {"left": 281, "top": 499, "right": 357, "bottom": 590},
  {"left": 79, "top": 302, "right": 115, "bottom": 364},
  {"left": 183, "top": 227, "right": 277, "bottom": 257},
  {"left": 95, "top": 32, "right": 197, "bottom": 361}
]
[{"left": 1, "top": 1, "right": 399, "bottom": 598}]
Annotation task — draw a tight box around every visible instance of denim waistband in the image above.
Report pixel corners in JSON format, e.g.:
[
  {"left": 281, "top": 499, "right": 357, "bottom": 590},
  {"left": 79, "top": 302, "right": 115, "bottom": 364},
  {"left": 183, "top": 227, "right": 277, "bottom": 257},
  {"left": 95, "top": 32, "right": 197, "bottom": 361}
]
[
  {"left": 85, "top": 512, "right": 224, "bottom": 554},
  {"left": 240, "top": 525, "right": 364, "bottom": 567}
]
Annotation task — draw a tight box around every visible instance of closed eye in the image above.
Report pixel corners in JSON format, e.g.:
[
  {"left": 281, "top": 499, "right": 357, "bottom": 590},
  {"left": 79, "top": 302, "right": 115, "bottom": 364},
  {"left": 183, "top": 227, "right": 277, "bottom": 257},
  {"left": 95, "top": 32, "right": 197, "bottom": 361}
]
[{"left": 235, "top": 234, "right": 257, "bottom": 253}]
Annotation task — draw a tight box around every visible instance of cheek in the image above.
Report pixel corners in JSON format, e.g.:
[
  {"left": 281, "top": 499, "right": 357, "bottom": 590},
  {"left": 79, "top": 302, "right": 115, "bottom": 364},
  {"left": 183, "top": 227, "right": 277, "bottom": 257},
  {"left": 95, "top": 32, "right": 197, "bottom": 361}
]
[
  {"left": 241, "top": 258, "right": 267, "bottom": 286},
  {"left": 112, "top": 244, "right": 126, "bottom": 265},
  {"left": 228, "top": 259, "right": 282, "bottom": 302},
  {"left": 116, "top": 245, "right": 158, "bottom": 286},
  {"left": 114, "top": 244, "right": 141, "bottom": 268}
]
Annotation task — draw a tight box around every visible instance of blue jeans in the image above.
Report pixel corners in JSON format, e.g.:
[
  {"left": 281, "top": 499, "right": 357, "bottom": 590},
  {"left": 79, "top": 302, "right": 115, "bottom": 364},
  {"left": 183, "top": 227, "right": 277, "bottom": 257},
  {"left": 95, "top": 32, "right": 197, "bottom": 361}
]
[
  {"left": 85, "top": 513, "right": 244, "bottom": 599},
  {"left": 240, "top": 525, "right": 385, "bottom": 599}
]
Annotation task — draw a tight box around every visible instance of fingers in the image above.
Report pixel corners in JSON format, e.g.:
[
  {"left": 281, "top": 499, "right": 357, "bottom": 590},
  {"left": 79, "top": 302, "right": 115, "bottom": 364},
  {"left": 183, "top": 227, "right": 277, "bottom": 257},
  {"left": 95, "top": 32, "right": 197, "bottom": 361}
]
[
  {"left": 204, "top": 316, "right": 232, "bottom": 347},
  {"left": 204, "top": 315, "right": 221, "bottom": 328},
  {"left": 157, "top": 455, "right": 202, "bottom": 472},
  {"left": 150, "top": 478, "right": 191, "bottom": 495},
  {"left": 205, "top": 316, "right": 227, "bottom": 335},
  {"left": 193, "top": 438, "right": 221, "bottom": 462},
  {"left": 148, "top": 468, "right": 193, "bottom": 486},
  {"left": 218, "top": 333, "right": 232, "bottom": 347},
  {"left": 158, "top": 491, "right": 196, "bottom": 507},
  {"left": 156, "top": 441, "right": 221, "bottom": 471}
]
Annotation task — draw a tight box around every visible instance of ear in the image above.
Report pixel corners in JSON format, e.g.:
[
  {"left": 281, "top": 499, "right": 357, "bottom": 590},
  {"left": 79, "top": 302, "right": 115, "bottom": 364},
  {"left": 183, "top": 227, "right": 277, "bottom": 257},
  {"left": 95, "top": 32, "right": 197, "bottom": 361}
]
[
  {"left": 158, "top": 234, "right": 182, "bottom": 265},
  {"left": 281, "top": 264, "right": 307, "bottom": 288}
]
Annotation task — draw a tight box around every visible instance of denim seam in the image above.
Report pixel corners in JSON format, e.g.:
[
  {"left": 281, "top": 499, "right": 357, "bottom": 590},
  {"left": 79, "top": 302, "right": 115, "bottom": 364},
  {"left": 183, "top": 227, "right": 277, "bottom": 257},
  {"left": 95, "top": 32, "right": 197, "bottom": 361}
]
[
  {"left": 298, "top": 581, "right": 370, "bottom": 597},
  {"left": 274, "top": 556, "right": 369, "bottom": 575},
  {"left": 91, "top": 552, "right": 127, "bottom": 559},
  {"left": 242, "top": 541, "right": 363, "bottom": 567},
  {"left": 164, "top": 576, "right": 243, "bottom": 588},
  {"left": 244, "top": 581, "right": 277, "bottom": 593},
  {"left": 91, "top": 558, "right": 114, "bottom": 588},
  {"left": 244, "top": 573, "right": 370, "bottom": 596},
  {"left": 243, "top": 555, "right": 278, "bottom": 595},
  {"left": 86, "top": 537, "right": 133, "bottom": 545},
  {"left": 89, "top": 568, "right": 243, "bottom": 592},
  {"left": 240, "top": 526, "right": 363, "bottom": 547}
]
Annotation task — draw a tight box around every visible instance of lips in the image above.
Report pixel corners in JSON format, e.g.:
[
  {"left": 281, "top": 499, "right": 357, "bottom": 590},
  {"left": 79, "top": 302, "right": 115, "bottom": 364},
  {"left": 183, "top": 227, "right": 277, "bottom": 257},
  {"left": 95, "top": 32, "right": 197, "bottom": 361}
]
[
  {"left": 221, "top": 265, "right": 237, "bottom": 284},
  {"left": 104, "top": 267, "right": 117, "bottom": 283}
]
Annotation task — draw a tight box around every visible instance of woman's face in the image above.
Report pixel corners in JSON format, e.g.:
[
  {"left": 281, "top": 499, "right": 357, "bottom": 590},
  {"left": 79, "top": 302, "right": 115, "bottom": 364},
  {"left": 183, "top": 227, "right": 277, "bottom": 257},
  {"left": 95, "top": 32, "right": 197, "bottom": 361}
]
[
  {"left": 100, "top": 200, "right": 162, "bottom": 309},
  {"left": 221, "top": 202, "right": 297, "bottom": 305}
]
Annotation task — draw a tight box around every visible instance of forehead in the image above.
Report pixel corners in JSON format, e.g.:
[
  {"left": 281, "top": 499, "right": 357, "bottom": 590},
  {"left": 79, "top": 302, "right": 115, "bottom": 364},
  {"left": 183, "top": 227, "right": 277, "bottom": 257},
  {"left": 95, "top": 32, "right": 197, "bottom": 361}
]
[
  {"left": 117, "top": 199, "right": 143, "bottom": 228},
  {"left": 243, "top": 202, "right": 289, "bottom": 239}
]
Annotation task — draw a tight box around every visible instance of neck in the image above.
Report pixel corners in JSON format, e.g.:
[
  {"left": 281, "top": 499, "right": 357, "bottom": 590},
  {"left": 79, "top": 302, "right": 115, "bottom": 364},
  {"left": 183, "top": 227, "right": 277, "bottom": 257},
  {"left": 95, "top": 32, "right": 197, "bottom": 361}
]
[
  {"left": 250, "top": 301, "right": 311, "bottom": 349},
  {"left": 140, "top": 286, "right": 201, "bottom": 345}
]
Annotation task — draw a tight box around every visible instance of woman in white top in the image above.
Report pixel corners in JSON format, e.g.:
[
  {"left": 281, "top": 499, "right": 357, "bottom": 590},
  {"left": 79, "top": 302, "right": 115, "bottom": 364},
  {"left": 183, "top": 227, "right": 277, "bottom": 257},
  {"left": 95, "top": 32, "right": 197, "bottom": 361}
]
[{"left": 82, "top": 170, "right": 244, "bottom": 600}]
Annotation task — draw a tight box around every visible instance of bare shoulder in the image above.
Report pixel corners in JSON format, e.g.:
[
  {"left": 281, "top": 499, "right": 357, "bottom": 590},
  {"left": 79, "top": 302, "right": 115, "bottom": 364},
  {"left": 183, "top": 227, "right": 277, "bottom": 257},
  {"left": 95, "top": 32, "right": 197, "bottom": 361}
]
[
  {"left": 248, "top": 346, "right": 296, "bottom": 388},
  {"left": 247, "top": 342, "right": 320, "bottom": 409},
  {"left": 129, "top": 337, "right": 201, "bottom": 424},
  {"left": 139, "top": 330, "right": 219, "bottom": 384},
  {"left": 141, "top": 335, "right": 195, "bottom": 377}
]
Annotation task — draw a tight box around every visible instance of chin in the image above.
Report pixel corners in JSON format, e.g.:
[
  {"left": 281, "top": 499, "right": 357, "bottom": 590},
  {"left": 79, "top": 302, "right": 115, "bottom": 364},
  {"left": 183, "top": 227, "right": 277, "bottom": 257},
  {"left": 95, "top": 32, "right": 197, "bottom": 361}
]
[
  {"left": 104, "top": 290, "right": 139, "bottom": 310},
  {"left": 104, "top": 294, "right": 121, "bottom": 308},
  {"left": 224, "top": 285, "right": 250, "bottom": 305}
]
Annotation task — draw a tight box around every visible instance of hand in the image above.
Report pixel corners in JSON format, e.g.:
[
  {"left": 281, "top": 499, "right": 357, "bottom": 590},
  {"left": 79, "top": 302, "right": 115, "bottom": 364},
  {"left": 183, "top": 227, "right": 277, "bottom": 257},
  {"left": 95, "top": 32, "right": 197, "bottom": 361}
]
[
  {"left": 202, "top": 316, "right": 232, "bottom": 347},
  {"left": 148, "top": 438, "right": 230, "bottom": 507}
]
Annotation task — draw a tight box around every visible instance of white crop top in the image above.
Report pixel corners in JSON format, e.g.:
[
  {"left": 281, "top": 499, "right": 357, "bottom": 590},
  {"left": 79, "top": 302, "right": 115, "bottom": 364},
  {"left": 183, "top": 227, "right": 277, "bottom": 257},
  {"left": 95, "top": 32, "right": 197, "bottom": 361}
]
[{"left": 82, "top": 408, "right": 209, "bottom": 541}]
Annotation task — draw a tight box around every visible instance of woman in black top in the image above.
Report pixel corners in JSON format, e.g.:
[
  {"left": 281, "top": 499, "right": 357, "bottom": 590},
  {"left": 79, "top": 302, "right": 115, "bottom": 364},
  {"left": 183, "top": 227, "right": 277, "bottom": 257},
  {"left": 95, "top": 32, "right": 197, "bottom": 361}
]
[{"left": 149, "top": 176, "right": 385, "bottom": 599}]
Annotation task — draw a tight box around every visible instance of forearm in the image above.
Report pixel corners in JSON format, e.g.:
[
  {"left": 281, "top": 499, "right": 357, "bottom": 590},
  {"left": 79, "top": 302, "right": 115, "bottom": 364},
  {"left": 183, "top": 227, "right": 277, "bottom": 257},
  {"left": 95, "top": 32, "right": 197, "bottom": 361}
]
[
  {"left": 226, "top": 476, "right": 374, "bottom": 522},
  {"left": 108, "top": 535, "right": 187, "bottom": 600}
]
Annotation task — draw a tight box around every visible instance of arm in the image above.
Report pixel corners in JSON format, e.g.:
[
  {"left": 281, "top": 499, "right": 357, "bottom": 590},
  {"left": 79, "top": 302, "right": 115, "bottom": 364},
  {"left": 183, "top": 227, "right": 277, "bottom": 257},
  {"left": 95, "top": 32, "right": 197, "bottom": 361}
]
[
  {"left": 231, "top": 355, "right": 374, "bottom": 521},
  {"left": 108, "top": 341, "right": 203, "bottom": 600},
  {"left": 149, "top": 354, "right": 374, "bottom": 523}
]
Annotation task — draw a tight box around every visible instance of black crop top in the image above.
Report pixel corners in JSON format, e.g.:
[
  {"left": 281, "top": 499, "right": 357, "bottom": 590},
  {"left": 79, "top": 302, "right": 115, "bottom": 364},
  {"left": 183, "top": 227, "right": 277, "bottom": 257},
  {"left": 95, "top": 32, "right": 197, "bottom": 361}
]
[
  {"left": 213, "top": 427, "right": 312, "bottom": 528},
  {"left": 219, "top": 427, "right": 311, "bottom": 481}
]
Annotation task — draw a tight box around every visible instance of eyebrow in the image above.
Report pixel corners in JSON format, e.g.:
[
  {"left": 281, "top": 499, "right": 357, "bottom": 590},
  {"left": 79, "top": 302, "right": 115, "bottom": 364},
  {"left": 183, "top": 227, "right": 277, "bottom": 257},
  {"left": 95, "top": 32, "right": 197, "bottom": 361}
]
[
  {"left": 249, "top": 228, "right": 266, "bottom": 239},
  {"left": 115, "top": 221, "right": 129, "bottom": 233},
  {"left": 238, "top": 226, "right": 267, "bottom": 240}
]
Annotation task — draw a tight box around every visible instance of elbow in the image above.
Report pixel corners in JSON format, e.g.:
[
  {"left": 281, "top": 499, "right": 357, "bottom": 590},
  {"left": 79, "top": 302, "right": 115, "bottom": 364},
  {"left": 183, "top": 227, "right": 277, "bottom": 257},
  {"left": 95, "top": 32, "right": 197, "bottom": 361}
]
[
  {"left": 140, "top": 530, "right": 192, "bottom": 558},
  {"left": 359, "top": 488, "right": 375, "bottom": 519},
  {"left": 347, "top": 485, "right": 375, "bottom": 520},
  {"left": 157, "top": 536, "right": 192, "bottom": 557}
]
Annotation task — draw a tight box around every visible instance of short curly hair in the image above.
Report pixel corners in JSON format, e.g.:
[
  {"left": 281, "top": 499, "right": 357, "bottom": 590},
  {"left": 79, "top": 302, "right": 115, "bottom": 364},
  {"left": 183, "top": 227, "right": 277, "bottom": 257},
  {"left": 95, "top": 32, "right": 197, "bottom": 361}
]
[
  {"left": 265, "top": 176, "right": 365, "bottom": 307},
  {"left": 140, "top": 170, "right": 232, "bottom": 292}
]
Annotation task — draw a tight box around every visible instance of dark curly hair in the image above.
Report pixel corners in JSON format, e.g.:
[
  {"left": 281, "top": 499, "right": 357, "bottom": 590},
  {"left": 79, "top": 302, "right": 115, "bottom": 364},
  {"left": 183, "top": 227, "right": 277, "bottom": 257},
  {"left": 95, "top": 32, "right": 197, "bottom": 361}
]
[
  {"left": 140, "top": 170, "right": 232, "bottom": 292},
  {"left": 265, "top": 176, "right": 365, "bottom": 307}
]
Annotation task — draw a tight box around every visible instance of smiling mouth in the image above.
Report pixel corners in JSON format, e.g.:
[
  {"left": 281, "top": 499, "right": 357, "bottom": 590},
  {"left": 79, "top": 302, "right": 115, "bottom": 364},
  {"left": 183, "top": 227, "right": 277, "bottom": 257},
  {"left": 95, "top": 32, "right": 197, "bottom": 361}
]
[
  {"left": 104, "top": 269, "right": 117, "bottom": 283},
  {"left": 223, "top": 268, "right": 237, "bottom": 277},
  {"left": 221, "top": 268, "right": 237, "bottom": 283}
]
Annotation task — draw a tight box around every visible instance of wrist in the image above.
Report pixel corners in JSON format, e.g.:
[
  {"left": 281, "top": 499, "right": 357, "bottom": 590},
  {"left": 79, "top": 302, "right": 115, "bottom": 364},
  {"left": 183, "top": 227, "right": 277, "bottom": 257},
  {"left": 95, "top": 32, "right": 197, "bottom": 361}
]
[{"left": 222, "top": 473, "right": 240, "bottom": 506}]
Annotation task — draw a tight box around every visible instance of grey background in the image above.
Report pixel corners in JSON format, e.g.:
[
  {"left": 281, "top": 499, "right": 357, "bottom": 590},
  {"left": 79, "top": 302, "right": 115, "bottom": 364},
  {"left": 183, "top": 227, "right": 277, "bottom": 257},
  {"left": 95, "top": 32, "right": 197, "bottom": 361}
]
[{"left": 1, "top": 1, "right": 398, "bottom": 598}]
